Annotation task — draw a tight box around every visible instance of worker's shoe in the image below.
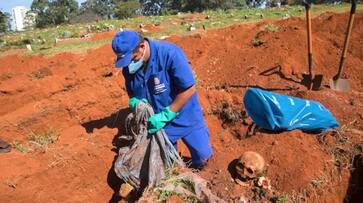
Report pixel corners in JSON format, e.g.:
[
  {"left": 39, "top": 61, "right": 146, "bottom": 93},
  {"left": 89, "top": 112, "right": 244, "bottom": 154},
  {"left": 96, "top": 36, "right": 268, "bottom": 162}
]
[{"left": 190, "top": 158, "right": 210, "bottom": 171}]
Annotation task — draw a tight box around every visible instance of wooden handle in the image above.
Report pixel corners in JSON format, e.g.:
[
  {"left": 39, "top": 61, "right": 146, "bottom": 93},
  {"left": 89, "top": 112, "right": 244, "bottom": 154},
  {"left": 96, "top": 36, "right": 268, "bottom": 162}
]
[
  {"left": 305, "top": 4, "right": 313, "bottom": 75},
  {"left": 335, "top": 0, "right": 356, "bottom": 80}
]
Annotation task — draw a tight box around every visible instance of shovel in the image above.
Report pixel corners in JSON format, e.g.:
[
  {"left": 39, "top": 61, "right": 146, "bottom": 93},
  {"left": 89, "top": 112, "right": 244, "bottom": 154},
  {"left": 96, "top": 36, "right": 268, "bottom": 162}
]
[
  {"left": 301, "top": 0, "right": 323, "bottom": 91},
  {"left": 329, "top": 0, "right": 356, "bottom": 92}
]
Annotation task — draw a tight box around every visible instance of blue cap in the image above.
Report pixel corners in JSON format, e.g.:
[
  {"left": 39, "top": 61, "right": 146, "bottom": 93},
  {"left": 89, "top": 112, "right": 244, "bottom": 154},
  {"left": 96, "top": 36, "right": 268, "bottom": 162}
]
[{"left": 112, "top": 30, "right": 141, "bottom": 68}]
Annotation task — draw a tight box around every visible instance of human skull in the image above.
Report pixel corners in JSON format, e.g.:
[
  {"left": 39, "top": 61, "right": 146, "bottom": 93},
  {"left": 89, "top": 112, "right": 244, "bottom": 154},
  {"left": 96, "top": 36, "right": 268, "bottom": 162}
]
[{"left": 235, "top": 151, "right": 265, "bottom": 180}]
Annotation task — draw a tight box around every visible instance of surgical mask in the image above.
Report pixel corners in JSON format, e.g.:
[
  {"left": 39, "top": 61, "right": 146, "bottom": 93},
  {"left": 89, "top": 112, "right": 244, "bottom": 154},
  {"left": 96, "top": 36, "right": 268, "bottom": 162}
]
[{"left": 128, "top": 47, "right": 146, "bottom": 74}]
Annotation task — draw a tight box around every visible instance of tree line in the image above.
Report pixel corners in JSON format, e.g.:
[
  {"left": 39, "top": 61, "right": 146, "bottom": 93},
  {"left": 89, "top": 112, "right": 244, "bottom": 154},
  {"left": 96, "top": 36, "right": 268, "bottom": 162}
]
[
  {"left": 0, "top": 0, "right": 359, "bottom": 32},
  {"left": 0, "top": 11, "right": 11, "bottom": 33}
]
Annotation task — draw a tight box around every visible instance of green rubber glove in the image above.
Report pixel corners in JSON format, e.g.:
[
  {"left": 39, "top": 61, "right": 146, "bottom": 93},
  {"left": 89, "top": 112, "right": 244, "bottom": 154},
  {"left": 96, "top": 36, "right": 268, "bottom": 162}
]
[
  {"left": 129, "top": 97, "right": 148, "bottom": 110},
  {"left": 147, "top": 106, "right": 179, "bottom": 134}
]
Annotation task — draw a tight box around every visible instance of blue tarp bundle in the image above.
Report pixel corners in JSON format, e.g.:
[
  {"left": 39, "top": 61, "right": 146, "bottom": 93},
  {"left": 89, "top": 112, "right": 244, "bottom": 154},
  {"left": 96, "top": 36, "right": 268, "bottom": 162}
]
[{"left": 243, "top": 88, "right": 339, "bottom": 132}]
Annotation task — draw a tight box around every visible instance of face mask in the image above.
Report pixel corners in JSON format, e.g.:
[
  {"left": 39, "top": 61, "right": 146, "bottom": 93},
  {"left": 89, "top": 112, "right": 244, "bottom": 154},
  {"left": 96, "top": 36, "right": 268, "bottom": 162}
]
[{"left": 128, "top": 47, "right": 146, "bottom": 74}]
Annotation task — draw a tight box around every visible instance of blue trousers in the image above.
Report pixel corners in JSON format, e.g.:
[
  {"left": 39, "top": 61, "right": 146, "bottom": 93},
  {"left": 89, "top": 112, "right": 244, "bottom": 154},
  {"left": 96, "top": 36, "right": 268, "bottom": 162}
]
[{"left": 170, "top": 127, "right": 213, "bottom": 167}]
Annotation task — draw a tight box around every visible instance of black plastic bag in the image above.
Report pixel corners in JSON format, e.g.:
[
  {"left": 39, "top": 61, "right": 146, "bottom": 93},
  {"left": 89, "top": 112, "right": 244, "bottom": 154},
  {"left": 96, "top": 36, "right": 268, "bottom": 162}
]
[{"left": 114, "top": 102, "right": 184, "bottom": 190}]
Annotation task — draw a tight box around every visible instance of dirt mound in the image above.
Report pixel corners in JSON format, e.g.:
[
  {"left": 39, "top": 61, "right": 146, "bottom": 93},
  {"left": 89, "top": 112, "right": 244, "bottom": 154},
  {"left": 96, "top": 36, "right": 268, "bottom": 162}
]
[
  {"left": 91, "top": 31, "right": 117, "bottom": 41},
  {"left": 0, "top": 12, "right": 362, "bottom": 202},
  {"left": 168, "top": 12, "right": 363, "bottom": 90}
]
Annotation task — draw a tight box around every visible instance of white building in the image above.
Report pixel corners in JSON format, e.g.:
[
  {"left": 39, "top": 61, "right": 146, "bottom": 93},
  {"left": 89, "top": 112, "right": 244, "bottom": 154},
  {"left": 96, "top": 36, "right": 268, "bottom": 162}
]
[{"left": 11, "top": 6, "right": 29, "bottom": 31}]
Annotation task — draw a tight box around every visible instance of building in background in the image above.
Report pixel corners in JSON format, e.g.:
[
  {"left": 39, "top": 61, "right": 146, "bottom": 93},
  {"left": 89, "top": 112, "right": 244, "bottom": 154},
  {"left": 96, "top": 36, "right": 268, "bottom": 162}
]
[{"left": 11, "top": 6, "right": 29, "bottom": 31}]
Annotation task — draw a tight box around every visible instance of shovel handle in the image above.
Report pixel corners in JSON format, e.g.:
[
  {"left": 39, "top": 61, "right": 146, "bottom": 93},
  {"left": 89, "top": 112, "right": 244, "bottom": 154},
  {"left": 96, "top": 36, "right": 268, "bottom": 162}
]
[
  {"left": 305, "top": 1, "right": 313, "bottom": 76},
  {"left": 334, "top": 0, "right": 356, "bottom": 80}
]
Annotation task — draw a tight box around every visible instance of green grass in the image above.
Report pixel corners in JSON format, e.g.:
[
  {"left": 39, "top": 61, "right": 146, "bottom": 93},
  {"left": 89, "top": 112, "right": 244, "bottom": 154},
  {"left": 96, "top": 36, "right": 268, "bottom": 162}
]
[
  {"left": 155, "top": 168, "right": 200, "bottom": 203},
  {"left": 158, "top": 190, "right": 175, "bottom": 201},
  {"left": 12, "top": 127, "right": 59, "bottom": 153},
  {"left": 28, "top": 127, "right": 59, "bottom": 148},
  {"left": 270, "top": 193, "right": 289, "bottom": 203},
  {"left": 12, "top": 141, "right": 30, "bottom": 154},
  {"left": 172, "top": 178, "right": 195, "bottom": 193},
  {"left": 0, "top": 3, "right": 361, "bottom": 56},
  {"left": 28, "top": 38, "right": 111, "bottom": 56}
]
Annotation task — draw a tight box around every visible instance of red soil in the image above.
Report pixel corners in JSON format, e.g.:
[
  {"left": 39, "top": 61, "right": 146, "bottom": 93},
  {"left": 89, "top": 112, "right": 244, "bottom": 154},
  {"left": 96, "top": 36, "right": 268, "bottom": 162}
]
[
  {"left": 91, "top": 31, "right": 117, "bottom": 41},
  {"left": 0, "top": 12, "right": 362, "bottom": 202}
]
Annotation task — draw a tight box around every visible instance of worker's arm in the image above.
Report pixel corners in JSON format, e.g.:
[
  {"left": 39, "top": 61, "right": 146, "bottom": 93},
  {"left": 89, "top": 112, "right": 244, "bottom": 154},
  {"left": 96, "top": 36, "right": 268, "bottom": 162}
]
[
  {"left": 147, "top": 85, "right": 195, "bottom": 134},
  {"left": 147, "top": 47, "right": 196, "bottom": 134},
  {"left": 169, "top": 85, "right": 196, "bottom": 113}
]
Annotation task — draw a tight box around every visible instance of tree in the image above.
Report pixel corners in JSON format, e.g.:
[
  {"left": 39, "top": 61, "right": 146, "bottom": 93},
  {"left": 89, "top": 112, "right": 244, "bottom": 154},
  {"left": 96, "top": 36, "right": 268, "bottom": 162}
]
[
  {"left": 70, "top": 9, "right": 103, "bottom": 24},
  {"left": 50, "top": 0, "right": 79, "bottom": 24},
  {"left": 163, "top": 0, "right": 247, "bottom": 13},
  {"left": 139, "top": 0, "right": 165, "bottom": 15},
  {"left": 31, "top": 0, "right": 79, "bottom": 28},
  {"left": 114, "top": 0, "right": 140, "bottom": 19},
  {"left": 0, "top": 10, "right": 10, "bottom": 33},
  {"left": 31, "top": 0, "right": 52, "bottom": 28},
  {"left": 80, "top": 0, "right": 115, "bottom": 19}
]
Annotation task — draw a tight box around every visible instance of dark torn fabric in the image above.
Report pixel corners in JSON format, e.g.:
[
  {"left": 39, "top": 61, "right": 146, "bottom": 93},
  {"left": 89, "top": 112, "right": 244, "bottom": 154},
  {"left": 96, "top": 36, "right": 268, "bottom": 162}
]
[{"left": 114, "top": 102, "right": 184, "bottom": 190}]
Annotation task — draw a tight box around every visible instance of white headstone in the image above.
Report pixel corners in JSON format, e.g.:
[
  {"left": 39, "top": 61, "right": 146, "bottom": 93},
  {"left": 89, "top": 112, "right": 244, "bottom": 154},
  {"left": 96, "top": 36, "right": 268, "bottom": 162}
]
[{"left": 26, "top": 44, "right": 32, "bottom": 51}]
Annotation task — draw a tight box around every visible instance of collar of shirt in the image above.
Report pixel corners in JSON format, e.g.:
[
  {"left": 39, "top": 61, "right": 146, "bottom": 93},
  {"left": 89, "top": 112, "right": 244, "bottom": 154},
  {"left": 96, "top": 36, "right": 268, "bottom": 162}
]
[{"left": 138, "top": 38, "right": 157, "bottom": 79}]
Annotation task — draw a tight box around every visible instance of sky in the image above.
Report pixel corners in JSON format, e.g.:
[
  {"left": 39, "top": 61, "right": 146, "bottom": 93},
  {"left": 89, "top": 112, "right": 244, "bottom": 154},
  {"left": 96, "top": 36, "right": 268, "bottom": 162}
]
[{"left": 0, "top": 0, "right": 87, "bottom": 13}]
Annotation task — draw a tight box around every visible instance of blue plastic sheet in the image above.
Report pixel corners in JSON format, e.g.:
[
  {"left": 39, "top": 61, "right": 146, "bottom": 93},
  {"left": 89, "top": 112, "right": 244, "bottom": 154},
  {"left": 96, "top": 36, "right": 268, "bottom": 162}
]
[{"left": 243, "top": 88, "right": 339, "bottom": 132}]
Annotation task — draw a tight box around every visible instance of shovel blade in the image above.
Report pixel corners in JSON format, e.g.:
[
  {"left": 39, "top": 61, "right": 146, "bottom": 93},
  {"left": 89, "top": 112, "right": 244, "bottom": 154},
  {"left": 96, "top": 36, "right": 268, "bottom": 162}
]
[
  {"left": 301, "top": 74, "right": 323, "bottom": 91},
  {"left": 311, "top": 74, "right": 323, "bottom": 91},
  {"left": 301, "top": 74, "right": 312, "bottom": 90},
  {"left": 330, "top": 78, "right": 350, "bottom": 92}
]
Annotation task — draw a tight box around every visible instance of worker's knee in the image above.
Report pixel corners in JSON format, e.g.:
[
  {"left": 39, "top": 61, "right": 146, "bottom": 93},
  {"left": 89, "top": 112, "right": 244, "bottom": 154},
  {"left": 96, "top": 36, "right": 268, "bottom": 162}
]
[
  {"left": 191, "top": 145, "right": 212, "bottom": 167},
  {"left": 183, "top": 127, "right": 213, "bottom": 167}
]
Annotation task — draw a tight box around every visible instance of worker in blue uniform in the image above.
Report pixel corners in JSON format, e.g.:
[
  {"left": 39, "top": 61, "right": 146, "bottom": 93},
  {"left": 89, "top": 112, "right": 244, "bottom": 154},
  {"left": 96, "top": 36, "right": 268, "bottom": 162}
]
[{"left": 112, "top": 30, "right": 212, "bottom": 168}]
